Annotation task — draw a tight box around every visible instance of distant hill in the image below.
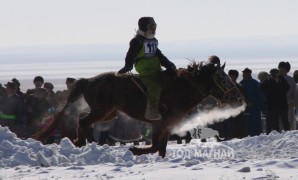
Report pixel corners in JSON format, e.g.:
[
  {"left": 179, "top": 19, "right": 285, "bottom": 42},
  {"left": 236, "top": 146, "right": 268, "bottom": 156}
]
[
  {"left": 162, "top": 35, "right": 298, "bottom": 59},
  {"left": 0, "top": 35, "right": 298, "bottom": 63}
]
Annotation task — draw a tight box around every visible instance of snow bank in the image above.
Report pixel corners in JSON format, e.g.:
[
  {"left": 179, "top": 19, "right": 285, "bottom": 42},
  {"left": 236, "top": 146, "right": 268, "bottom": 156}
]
[{"left": 1, "top": 125, "right": 298, "bottom": 169}]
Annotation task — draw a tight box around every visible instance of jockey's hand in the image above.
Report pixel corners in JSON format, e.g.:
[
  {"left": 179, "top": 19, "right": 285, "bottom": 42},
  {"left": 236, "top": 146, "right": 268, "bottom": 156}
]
[
  {"left": 168, "top": 63, "right": 177, "bottom": 72},
  {"left": 118, "top": 66, "right": 133, "bottom": 74},
  {"left": 116, "top": 66, "right": 133, "bottom": 75}
]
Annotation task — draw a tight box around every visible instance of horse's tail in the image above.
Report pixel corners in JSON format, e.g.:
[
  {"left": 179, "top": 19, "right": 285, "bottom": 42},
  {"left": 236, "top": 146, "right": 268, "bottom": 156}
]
[
  {"left": 32, "top": 78, "right": 89, "bottom": 141},
  {"left": 66, "top": 78, "right": 89, "bottom": 105}
]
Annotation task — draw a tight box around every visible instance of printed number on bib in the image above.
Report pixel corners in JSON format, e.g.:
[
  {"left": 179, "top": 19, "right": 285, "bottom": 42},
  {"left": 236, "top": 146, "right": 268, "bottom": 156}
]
[{"left": 144, "top": 41, "right": 158, "bottom": 57}]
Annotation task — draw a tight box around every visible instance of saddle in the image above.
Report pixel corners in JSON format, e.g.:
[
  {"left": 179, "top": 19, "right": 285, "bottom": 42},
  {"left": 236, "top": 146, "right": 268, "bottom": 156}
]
[{"left": 129, "top": 69, "right": 177, "bottom": 95}]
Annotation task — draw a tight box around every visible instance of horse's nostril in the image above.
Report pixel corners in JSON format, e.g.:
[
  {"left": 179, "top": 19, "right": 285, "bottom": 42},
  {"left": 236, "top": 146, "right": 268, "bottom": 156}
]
[{"left": 237, "top": 97, "right": 243, "bottom": 104}]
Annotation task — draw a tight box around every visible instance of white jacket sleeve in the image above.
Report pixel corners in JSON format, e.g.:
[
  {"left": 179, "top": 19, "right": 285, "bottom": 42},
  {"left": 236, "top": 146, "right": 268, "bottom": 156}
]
[{"left": 285, "top": 76, "right": 297, "bottom": 105}]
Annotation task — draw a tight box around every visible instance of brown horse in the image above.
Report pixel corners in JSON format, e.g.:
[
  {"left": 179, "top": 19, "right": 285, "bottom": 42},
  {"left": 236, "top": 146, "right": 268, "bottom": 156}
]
[{"left": 32, "top": 60, "right": 244, "bottom": 157}]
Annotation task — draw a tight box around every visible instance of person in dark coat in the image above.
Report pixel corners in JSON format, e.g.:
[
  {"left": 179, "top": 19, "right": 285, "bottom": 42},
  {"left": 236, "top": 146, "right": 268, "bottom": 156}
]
[
  {"left": 294, "top": 70, "right": 298, "bottom": 84},
  {"left": 240, "top": 68, "right": 264, "bottom": 136},
  {"left": 260, "top": 69, "right": 290, "bottom": 133},
  {"left": 0, "top": 81, "right": 25, "bottom": 137},
  {"left": 24, "top": 76, "right": 49, "bottom": 137},
  {"left": 0, "top": 83, "right": 6, "bottom": 98},
  {"left": 55, "top": 77, "right": 79, "bottom": 141},
  {"left": 43, "top": 82, "right": 57, "bottom": 108},
  {"left": 226, "top": 70, "right": 245, "bottom": 139},
  {"left": 294, "top": 71, "right": 298, "bottom": 124},
  {"left": 11, "top": 78, "right": 24, "bottom": 100},
  {"left": 278, "top": 62, "right": 297, "bottom": 130}
]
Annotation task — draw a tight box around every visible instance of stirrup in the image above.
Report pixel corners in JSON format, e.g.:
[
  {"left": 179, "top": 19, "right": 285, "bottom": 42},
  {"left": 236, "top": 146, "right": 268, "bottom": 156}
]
[
  {"left": 145, "top": 105, "right": 162, "bottom": 120},
  {"left": 145, "top": 112, "right": 162, "bottom": 120}
]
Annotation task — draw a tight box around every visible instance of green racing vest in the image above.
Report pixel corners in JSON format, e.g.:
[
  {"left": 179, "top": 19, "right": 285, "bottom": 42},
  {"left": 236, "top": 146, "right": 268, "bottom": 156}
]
[{"left": 135, "top": 38, "right": 162, "bottom": 76}]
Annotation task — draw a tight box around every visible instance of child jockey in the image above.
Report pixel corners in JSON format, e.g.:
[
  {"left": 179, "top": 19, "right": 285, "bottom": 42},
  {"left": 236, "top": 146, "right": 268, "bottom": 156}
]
[{"left": 117, "top": 17, "right": 176, "bottom": 120}]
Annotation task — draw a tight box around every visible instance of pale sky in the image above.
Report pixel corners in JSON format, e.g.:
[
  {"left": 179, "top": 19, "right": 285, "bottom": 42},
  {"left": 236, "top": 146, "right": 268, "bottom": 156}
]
[{"left": 1, "top": 0, "right": 298, "bottom": 48}]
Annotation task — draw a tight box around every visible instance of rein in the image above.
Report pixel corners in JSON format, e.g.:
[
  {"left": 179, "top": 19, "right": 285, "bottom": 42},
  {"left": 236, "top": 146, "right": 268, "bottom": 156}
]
[
  {"left": 185, "top": 77, "right": 223, "bottom": 106},
  {"left": 185, "top": 73, "right": 238, "bottom": 106},
  {"left": 212, "top": 75, "right": 238, "bottom": 95},
  {"left": 128, "top": 72, "right": 147, "bottom": 96},
  {"left": 184, "top": 77, "right": 208, "bottom": 97}
]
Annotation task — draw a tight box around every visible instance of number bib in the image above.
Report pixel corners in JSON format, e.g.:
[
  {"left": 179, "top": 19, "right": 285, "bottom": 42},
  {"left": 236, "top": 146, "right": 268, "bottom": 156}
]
[{"left": 143, "top": 39, "right": 158, "bottom": 57}]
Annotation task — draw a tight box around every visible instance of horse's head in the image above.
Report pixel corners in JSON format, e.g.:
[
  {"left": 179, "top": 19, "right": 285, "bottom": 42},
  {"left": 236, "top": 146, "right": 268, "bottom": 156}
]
[
  {"left": 210, "top": 62, "right": 245, "bottom": 106},
  {"left": 186, "top": 60, "right": 245, "bottom": 107}
]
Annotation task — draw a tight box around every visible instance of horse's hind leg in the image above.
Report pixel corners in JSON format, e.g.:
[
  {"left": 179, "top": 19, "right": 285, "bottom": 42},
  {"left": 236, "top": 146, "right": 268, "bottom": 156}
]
[
  {"left": 73, "top": 112, "right": 94, "bottom": 147},
  {"left": 158, "top": 129, "right": 171, "bottom": 158},
  {"left": 97, "top": 130, "right": 110, "bottom": 145},
  {"left": 88, "top": 111, "right": 117, "bottom": 145},
  {"left": 74, "top": 106, "right": 115, "bottom": 147}
]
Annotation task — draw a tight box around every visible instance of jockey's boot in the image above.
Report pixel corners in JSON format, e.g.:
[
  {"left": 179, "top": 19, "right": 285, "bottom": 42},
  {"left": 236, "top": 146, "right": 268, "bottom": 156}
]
[{"left": 145, "top": 102, "right": 162, "bottom": 120}]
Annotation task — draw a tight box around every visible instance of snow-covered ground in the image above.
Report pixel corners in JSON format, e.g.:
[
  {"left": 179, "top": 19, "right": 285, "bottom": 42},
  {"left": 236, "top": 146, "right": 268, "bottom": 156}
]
[{"left": 0, "top": 126, "right": 298, "bottom": 179}]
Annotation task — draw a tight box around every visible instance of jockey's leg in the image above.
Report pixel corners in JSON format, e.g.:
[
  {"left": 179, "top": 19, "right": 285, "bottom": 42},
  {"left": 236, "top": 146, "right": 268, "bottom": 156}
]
[{"left": 140, "top": 74, "right": 162, "bottom": 120}]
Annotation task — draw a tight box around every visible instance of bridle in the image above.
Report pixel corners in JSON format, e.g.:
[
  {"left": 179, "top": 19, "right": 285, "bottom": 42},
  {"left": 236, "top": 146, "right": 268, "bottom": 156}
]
[
  {"left": 186, "top": 70, "right": 239, "bottom": 106},
  {"left": 211, "top": 71, "right": 243, "bottom": 104},
  {"left": 212, "top": 74, "right": 239, "bottom": 95}
]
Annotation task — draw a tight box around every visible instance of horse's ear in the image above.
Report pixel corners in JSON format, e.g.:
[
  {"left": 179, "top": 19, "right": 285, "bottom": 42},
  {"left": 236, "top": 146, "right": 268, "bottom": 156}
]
[{"left": 220, "top": 62, "right": 226, "bottom": 70}]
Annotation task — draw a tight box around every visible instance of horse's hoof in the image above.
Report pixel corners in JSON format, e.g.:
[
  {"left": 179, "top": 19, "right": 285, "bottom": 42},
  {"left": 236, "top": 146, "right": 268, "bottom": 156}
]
[
  {"left": 73, "top": 139, "right": 85, "bottom": 147},
  {"left": 158, "top": 151, "right": 166, "bottom": 158},
  {"left": 73, "top": 139, "right": 79, "bottom": 147},
  {"left": 129, "top": 146, "right": 140, "bottom": 155},
  {"left": 129, "top": 146, "right": 158, "bottom": 156}
]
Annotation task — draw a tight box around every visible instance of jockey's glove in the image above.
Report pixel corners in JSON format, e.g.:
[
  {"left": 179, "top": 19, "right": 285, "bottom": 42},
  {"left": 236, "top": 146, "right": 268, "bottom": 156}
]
[
  {"left": 168, "top": 63, "right": 177, "bottom": 72},
  {"left": 118, "top": 66, "right": 133, "bottom": 74}
]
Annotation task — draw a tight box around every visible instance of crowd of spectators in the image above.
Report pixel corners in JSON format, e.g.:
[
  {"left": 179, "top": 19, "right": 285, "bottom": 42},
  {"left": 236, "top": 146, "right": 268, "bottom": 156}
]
[
  {"left": 210, "top": 61, "right": 298, "bottom": 140},
  {"left": 0, "top": 76, "right": 77, "bottom": 143},
  {"left": 111, "top": 58, "right": 297, "bottom": 143}
]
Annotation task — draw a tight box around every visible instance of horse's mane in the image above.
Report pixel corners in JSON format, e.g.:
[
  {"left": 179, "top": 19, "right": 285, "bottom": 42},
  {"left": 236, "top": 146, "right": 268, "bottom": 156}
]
[
  {"left": 186, "top": 59, "right": 202, "bottom": 71},
  {"left": 177, "top": 60, "right": 214, "bottom": 79},
  {"left": 85, "top": 60, "right": 215, "bottom": 91}
]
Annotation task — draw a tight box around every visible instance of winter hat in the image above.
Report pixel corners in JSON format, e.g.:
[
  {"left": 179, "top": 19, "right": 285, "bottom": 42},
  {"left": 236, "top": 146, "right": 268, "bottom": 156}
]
[
  {"left": 11, "top": 78, "right": 20, "bottom": 87},
  {"left": 278, "top": 61, "right": 291, "bottom": 72},
  {"left": 44, "top": 82, "right": 54, "bottom": 91},
  {"left": 228, "top": 70, "right": 239, "bottom": 78},
  {"left": 33, "top": 76, "right": 44, "bottom": 83},
  {"left": 242, "top": 68, "right": 252, "bottom": 74},
  {"left": 5, "top": 81, "right": 16, "bottom": 89},
  {"left": 138, "top": 17, "right": 156, "bottom": 32},
  {"left": 269, "top": 68, "right": 279, "bottom": 75},
  {"left": 66, "top": 77, "right": 76, "bottom": 84}
]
